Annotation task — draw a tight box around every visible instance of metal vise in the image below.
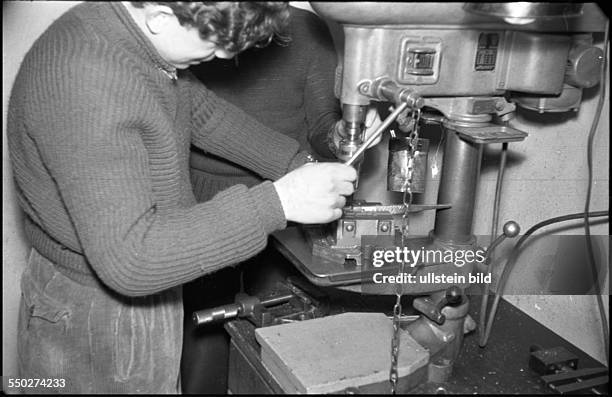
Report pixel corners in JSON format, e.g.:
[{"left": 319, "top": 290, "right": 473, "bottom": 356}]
[{"left": 193, "top": 282, "right": 323, "bottom": 328}]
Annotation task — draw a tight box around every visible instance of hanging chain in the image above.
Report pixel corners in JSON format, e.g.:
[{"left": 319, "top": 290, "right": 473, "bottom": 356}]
[{"left": 389, "top": 108, "right": 421, "bottom": 394}]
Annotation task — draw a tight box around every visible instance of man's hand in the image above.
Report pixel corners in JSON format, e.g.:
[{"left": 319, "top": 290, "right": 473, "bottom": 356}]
[{"left": 273, "top": 163, "right": 357, "bottom": 224}]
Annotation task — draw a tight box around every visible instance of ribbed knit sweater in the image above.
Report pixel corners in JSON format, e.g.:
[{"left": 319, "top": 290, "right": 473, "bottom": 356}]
[
  {"left": 189, "top": 6, "right": 341, "bottom": 202},
  {"left": 7, "top": 2, "right": 307, "bottom": 297}
]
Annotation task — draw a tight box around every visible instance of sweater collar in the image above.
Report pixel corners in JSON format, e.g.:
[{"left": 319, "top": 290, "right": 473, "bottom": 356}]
[{"left": 110, "top": 2, "right": 178, "bottom": 80}]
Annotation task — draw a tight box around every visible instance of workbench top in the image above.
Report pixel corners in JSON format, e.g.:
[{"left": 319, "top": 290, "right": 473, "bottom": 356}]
[{"left": 225, "top": 294, "right": 607, "bottom": 394}]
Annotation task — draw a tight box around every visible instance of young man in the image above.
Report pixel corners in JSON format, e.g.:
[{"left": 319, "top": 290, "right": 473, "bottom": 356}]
[
  {"left": 7, "top": 2, "right": 357, "bottom": 393},
  {"left": 189, "top": 5, "right": 380, "bottom": 201}
]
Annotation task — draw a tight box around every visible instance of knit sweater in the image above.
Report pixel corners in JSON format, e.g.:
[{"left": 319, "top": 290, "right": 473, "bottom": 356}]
[
  {"left": 189, "top": 6, "right": 341, "bottom": 202},
  {"left": 7, "top": 2, "right": 307, "bottom": 297}
]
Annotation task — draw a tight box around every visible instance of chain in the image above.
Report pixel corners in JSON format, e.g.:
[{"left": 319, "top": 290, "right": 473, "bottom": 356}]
[{"left": 389, "top": 108, "right": 421, "bottom": 394}]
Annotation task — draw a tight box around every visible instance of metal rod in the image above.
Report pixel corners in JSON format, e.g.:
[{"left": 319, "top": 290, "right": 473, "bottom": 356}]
[
  {"left": 260, "top": 293, "right": 294, "bottom": 307},
  {"left": 344, "top": 102, "right": 409, "bottom": 166}
]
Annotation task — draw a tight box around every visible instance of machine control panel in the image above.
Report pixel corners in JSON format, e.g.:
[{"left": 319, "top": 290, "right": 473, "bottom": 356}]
[
  {"left": 405, "top": 47, "right": 436, "bottom": 75},
  {"left": 398, "top": 37, "right": 442, "bottom": 84}
]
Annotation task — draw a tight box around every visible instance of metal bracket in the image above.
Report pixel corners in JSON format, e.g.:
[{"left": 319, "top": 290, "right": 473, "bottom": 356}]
[{"left": 451, "top": 123, "right": 528, "bottom": 144}]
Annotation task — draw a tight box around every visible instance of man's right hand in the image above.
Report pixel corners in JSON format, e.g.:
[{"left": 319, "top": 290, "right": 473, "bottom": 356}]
[{"left": 273, "top": 163, "right": 357, "bottom": 224}]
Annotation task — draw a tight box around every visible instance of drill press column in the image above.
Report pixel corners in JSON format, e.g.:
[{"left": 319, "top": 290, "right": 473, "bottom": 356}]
[{"left": 433, "top": 126, "right": 483, "bottom": 244}]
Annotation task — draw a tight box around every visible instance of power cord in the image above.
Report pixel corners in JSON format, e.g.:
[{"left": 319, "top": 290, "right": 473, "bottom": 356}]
[{"left": 582, "top": 19, "right": 609, "bottom": 364}]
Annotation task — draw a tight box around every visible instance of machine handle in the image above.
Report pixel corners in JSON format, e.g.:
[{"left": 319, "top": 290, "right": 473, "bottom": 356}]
[
  {"left": 413, "top": 287, "right": 465, "bottom": 325},
  {"left": 193, "top": 303, "right": 242, "bottom": 326},
  {"left": 484, "top": 220, "right": 520, "bottom": 264},
  {"left": 192, "top": 292, "right": 295, "bottom": 327}
]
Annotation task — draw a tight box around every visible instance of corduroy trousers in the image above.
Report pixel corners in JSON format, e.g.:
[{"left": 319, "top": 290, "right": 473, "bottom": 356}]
[{"left": 17, "top": 248, "right": 183, "bottom": 394}]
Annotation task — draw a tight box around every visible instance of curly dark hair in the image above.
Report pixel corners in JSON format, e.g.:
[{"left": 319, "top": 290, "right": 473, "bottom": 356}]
[{"left": 131, "top": 2, "right": 290, "bottom": 53}]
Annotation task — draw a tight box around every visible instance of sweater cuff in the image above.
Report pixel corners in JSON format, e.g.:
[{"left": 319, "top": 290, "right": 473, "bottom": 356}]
[
  {"left": 288, "top": 151, "right": 313, "bottom": 172},
  {"left": 248, "top": 181, "right": 287, "bottom": 235}
]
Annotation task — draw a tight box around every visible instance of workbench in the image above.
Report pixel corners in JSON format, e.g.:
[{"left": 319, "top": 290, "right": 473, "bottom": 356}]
[
  {"left": 223, "top": 228, "right": 608, "bottom": 394},
  {"left": 225, "top": 294, "right": 606, "bottom": 394}
]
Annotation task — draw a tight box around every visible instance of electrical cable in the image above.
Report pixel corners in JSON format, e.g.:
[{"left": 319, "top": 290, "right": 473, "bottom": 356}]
[
  {"left": 583, "top": 19, "right": 609, "bottom": 363},
  {"left": 479, "top": 210, "right": 609, "bottom": 347}
]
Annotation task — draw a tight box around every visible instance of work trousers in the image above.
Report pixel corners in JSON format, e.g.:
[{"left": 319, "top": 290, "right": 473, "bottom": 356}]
[{"left": 17, "top": 248, "right": 183, "bottom": 394}]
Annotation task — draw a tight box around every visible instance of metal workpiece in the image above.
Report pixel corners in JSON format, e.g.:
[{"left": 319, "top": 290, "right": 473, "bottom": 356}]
[
  {"left": 432, "top": 126, "right": 483, "bottom": 245},
  {"left": 318, "top": 202, "right": 451, "bottom": 262},
  {"left": 387, "top": 135, "right": 429, "bottom": 193},
  {"left": 343, "top": 203, "right": 452, "bottom": 217}
]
